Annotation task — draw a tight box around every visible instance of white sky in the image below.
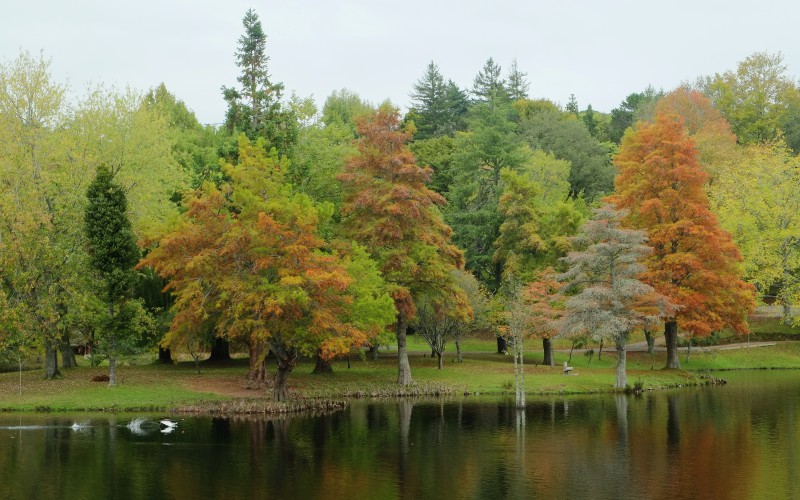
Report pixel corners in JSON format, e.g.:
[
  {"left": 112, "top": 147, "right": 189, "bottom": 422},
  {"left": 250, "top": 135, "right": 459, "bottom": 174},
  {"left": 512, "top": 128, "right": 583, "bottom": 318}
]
[{"left": 3, "top": 0, "right": 799, "bottom": 125}]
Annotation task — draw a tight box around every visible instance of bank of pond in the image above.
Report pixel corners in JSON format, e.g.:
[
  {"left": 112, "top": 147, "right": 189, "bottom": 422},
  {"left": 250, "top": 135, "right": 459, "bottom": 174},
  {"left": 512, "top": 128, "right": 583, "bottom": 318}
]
[{"left": 1, "top": 370, "right": 799, "bottom": 499}]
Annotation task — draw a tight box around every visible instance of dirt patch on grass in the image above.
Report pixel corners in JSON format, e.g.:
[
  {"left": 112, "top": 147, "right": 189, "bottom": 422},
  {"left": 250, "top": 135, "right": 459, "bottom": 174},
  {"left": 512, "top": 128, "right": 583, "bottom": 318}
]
[{"left": 184, "top": 375, "right": 268, "bottom": 399}]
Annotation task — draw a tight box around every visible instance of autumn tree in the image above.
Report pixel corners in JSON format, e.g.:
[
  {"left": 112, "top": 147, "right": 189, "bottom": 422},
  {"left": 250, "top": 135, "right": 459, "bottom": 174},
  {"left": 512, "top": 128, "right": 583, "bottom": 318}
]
[
  {"left": 559, "top": 206, "right": 671, "bottom": 388},
  {"left": 142, "top": 137, "right": 393, "bottom": 400},
  {"left": 610, "top": 114, "right": 755, "bottom": 369},
  {"left": 711, "top": 140, "right": 800, "bottom": 324},
  {"left": 338, "top": 106, "right": 465, "bottom": 385}
]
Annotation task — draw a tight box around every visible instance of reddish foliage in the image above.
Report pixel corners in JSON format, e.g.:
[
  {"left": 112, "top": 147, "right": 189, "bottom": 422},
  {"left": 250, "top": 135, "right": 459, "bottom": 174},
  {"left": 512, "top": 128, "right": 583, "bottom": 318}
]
[{"left": 609, "top": 114, "right": 755, "bottom": 336}]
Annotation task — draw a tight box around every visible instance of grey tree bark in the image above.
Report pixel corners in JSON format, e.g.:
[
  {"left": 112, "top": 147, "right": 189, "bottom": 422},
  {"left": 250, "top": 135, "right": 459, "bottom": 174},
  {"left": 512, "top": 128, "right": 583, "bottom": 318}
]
[
  {"left": 396, "top": 311, "right": 413, "bottom": 385},
  {"left": 615, "top": 335, "right": 627, "bottom": 389}
]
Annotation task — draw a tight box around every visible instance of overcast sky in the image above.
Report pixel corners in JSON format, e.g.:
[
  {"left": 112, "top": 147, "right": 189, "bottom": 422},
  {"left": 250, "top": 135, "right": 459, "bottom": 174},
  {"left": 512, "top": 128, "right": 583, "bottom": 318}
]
[{"left": 3, "top": 0, "right": 799, "bottom": 125}]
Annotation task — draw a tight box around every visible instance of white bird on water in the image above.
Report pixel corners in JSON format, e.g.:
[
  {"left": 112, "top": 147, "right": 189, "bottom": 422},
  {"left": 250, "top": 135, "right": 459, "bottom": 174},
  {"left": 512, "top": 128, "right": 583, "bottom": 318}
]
[{"left": 159, "top": 419, "right": 178, "bottom": 434}]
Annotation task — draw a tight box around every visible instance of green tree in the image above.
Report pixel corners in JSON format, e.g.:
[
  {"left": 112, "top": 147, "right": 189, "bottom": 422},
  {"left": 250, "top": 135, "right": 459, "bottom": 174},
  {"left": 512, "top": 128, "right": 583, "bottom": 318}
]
[
  {"left": 85, "top": 166, "right": 151, "bottom": 386},
  {"left": 222, "top": 9, "right": 296, "bottom": 155},
  {"left": 706, "top": 52, "right": 800, "bottom": 147},
  {"left": 711, "top": 140, "right": 800, "bottom": 324},
  {"left": 472, "top": 58, "right": 508, "bottom": 104},
  {"left": 608, "top": 87, "right": 664, "bottom": 143},
  {"left": 447, "top": 103, "right": 530, "bottom": 288},
  {"left": 518, "top": 105, "right": 614, "bottom": 200},
  {"left": 506, "top": 59, "right": 530, "bottom": 101},
  {"left": 566, "top": 94, "right": 579, "bottom": 116}
]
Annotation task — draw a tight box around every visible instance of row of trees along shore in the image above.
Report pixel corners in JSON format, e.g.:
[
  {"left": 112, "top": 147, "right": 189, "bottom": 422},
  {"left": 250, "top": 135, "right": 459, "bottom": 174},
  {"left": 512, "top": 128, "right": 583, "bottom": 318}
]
[{"left": 9, "top": 8, "right": 800, "bottom": 400}]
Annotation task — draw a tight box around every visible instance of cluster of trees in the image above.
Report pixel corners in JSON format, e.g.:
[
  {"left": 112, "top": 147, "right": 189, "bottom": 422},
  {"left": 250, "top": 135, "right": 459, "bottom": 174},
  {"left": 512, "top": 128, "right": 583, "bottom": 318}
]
[{"left": 3, "top": 8, "right": 799, "bottom": 398}]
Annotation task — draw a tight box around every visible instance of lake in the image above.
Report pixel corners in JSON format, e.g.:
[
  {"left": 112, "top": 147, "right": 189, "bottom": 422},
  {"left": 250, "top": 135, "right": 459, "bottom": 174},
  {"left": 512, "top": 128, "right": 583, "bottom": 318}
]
[{"left": 1, "top": 370, "right": 798, "bottom": 499}]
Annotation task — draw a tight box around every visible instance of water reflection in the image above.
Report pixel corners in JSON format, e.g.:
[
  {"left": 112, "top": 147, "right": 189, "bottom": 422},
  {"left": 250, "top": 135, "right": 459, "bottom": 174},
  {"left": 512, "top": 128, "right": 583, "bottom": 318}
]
[{"left": 1, "top": 371, "right": 800, "bottom": 499}]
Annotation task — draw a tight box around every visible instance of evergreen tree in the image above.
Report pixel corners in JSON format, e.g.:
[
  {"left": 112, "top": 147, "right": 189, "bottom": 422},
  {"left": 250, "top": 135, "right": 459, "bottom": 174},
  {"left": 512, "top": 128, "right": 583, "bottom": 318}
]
[
  {"left": 409, "top": 61, "right": 447, "bottom": 140},
  {"left": 583, "top": 104, "right": 597, "bottom": 137},
  {"left": 566, "top": 94, "right": 579, "bottom": 116},
  {"left": 472, "top": 57, "right": 508, "bottom": 104},
  {"left": 85, "top": 166, "right": 149, "bottom": 386},
  {"left": 222, "top": 9, "right": 295, "bottom": 155},
  {"left": 506, "top": 59, "right": 530, "bottom": 101}
]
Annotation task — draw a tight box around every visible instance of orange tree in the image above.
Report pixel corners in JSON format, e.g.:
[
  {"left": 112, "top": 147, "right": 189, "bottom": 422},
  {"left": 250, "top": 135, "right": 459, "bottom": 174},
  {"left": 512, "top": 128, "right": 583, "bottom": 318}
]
[
  {"left": 339, "top": 106, "right": 466, "bottom": 385},
  {"left": 610, "top": 114, "right": 755, "bottom": 368},
  {"left": 141, "top": 137, "right": 393, "bottom": 400}
]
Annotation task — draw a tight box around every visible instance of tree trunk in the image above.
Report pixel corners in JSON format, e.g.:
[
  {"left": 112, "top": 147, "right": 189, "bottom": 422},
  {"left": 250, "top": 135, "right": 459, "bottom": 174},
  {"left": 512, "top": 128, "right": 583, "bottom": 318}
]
[
  {"left": 208, "top": 337, "right": 231, "bottom": 362},
  {"left": 496, "top": 335, "right": 507, "bottom": 354},
  {"left": 436, "top": 352, "right": 443, "bottom": 370},
  {"left": 456, "top": 338, "right": 463, "bottom": 363},
  {"left": 664, "top": 320, "right": 681, "bottom": 369},
  {"left": 615, "top": 335, "right": 627, "bottom": 389},
  {"left": 43, "top": 338, "right": 61, "bottom": 380},
  {"left": 396, "top": 311, "right": 413, "bottom": 385},
  {"left": 108, "top": 356, "right": 117, "bottom": 387},
  {"left": 430, "top": 348, "right": 436, "bottom": 358},
  {"left": 598, "top": 338, "right": 604, "bottom": 361},
  {"left": 313, "top": 352, "right": 333, "bottom": 374},
  {"left": 248, "top": 341, "right": 267, "bottom": 382},
  {"left": 158, "top": 347, "right": 173, "bottom": 364},
  {"left": 644, "top": 329, "right": 655, "bottom": 354},
  {"left": 542, "top": 338, "right": 555, "bottom": 366},
  {"left": 274, "top": 356, "right": 296, "bottom": 402},
  {"left": 369, "top": 344, "right": 379, "bottom": 361},
  {"left": 60, "top": 335, "right": 77, "bottom": 368},
  {"left": 783, "top": 302, "right": 792, "bottom": 326}
]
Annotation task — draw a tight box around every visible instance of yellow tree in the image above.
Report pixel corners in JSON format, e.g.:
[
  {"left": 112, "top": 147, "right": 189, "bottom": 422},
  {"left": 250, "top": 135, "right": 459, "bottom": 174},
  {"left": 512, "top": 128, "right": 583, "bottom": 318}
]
[{"left": 711, "top": 140, "right": 800, "bottom": 324}]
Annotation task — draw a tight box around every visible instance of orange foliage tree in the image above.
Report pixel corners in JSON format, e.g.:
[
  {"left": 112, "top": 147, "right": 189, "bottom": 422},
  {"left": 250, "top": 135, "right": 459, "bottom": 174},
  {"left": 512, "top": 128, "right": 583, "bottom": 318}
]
[
  {"left": 523, "top": 269, "right": 562, "bottom": 366},
  {"left": 610, "top": 114, "right": 755, "bottom": 368},
  {"left": 141, "top": 137, "right": 391, "bottom": 400},
  {"left": 339, "top": 106, "right": 466, "bottom": 385}
]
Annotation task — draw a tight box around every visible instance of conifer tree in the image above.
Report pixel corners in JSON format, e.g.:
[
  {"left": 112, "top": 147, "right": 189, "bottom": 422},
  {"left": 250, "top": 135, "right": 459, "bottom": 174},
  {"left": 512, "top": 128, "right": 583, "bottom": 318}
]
[{"left": 610, "top": 114, "right": 755, "bottom": 368}]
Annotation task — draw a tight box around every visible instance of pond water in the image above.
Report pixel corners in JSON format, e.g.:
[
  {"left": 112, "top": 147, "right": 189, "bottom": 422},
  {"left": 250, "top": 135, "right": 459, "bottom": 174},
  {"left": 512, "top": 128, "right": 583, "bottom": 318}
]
[{"left": 1, "top": 370, "right": 799, "bottom": 499}]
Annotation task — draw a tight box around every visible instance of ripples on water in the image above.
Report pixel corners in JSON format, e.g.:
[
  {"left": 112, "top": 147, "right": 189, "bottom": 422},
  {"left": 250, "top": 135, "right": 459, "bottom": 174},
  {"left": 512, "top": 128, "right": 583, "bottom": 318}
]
[{"left": 1, "top": 371, "right": 799, "bottom": 499}]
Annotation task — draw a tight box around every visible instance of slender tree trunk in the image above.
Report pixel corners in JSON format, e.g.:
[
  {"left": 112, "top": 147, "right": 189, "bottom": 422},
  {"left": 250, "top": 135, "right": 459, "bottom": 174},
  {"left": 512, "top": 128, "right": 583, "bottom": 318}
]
[
  {"left": 496, "top": 335, "right": 507, "bottom": 354},
  {"left": 644, "top": 329, "right": 655, "bottom": 354},
  {"left": 369, "top": 344, "right": 379, "bottom": 361},
  {"left": 313, "top": 352, "right": 333, "bottom": 374},
  {"left": 158, "top": 347, "right": 173, "bottom": 364},
  {"left": 108, "top": 356, "right": 117, "bottom": 387},
  {"left": 783, "top": 302, "right": 793, "bottom": 326},
  {"left": 456, "top": 338, "right": 463, "bottom": 363},
  {"left": 248, "top": 341, "right": 267, "bottom": 382},
  {"left": 436, "top": 352, "right": 443, "bottom": 370},
  {"left": 396, "top": 311, "right": 413, "bottom": 385},
  {"left": 43, "top": 338, "right": 61, "bottom": 380},
  {"left": 598, "top": 339, "right": 604, "bottom": 361},
  {"left": 208, "top": 337, "right": 231, "bottom": 362},
  {"left": 568, "top": 340, "right": 576, "bottom": 364},
  {"left": 542, "top": 338, "right": 555, "bottom": 366},
  {"left": 430, "top": 348, "right": 436, "bottom": 358},
  {"left": 664, "top": 320, "right": 681, "bottom": 369},
  {"left": 615, "top": 335, "right": 627, "bottom": 389},
  {"left": 60, "top": 335, "right": 77, "bottom": 368}
]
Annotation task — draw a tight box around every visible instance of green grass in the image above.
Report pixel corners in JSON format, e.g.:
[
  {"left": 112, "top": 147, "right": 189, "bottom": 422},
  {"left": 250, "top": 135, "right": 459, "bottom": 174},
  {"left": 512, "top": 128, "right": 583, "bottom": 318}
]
[{"left": 4, "top": 339, "right": 800, "bottom": 412}]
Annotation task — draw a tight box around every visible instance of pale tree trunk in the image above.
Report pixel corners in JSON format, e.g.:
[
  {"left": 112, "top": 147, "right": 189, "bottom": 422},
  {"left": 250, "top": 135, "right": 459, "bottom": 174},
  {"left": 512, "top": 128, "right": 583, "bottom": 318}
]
[
  {"left": 455, "top": 337, "right": 463, "bottom": 363},
  {"left": 396, "top": 311, "right": 413, "bottom": 385},
  {"left": 542, "top": 338, "right": 555, "bottom": 366},
  {"left": 514, "top": 336, "right": 525, "bottom": 408},
  {"left": 108, "top": 356, "right": 117, "bottom": 387},
  {"left": 615, "top": 334, "right": 627, "bottom": 389},
  {"left": 664, "top": 320, "right": 681, "bottom": 369}
]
